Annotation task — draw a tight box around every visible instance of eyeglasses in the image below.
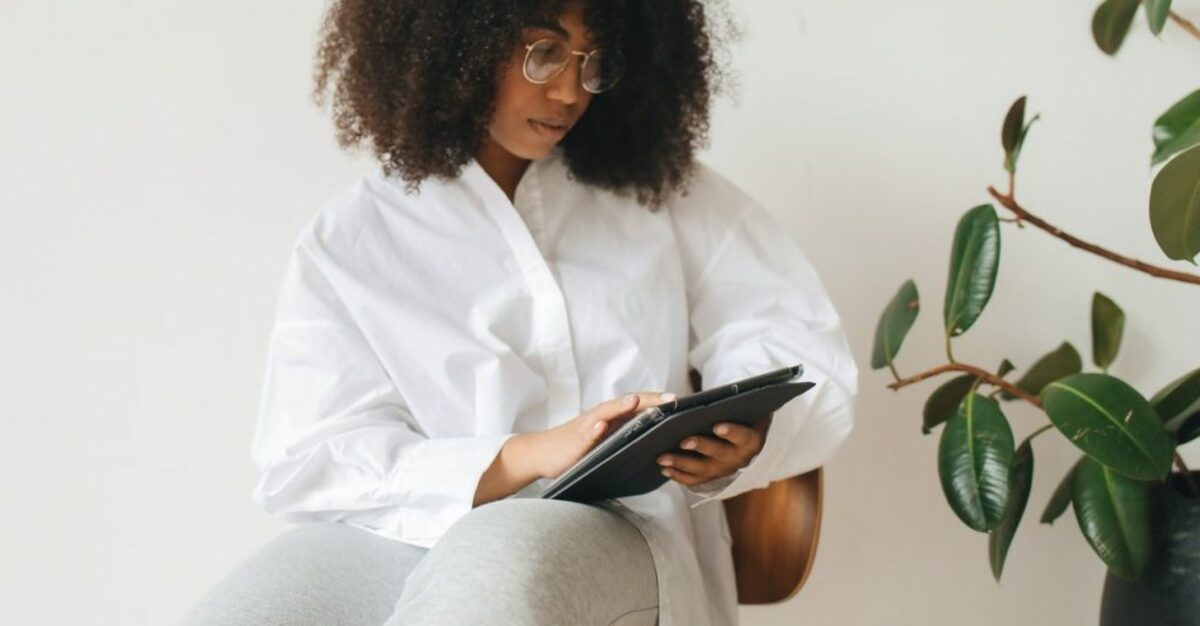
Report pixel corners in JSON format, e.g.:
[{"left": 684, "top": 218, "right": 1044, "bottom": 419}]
[{"left": 521, "top": 38, "right": 623, "bottom": 94}]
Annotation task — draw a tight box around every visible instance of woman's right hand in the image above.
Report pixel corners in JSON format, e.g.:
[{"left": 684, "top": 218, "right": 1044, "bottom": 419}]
[{"left": 529, "top": 391, "right": 676, "bottom": 480}]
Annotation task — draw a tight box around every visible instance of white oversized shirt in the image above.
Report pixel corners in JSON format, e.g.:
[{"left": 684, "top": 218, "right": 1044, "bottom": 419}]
[{"left": 250, "top": 146, "right": 858, "bottom": 626}]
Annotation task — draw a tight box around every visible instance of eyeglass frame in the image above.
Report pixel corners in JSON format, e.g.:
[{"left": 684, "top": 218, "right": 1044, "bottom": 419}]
[{"left": 521, "top": 38, "right": 622, "bottom": 94}]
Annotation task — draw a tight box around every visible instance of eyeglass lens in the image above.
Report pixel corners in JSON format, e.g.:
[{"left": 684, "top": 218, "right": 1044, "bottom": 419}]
[{"left": 524, "top": 39, "right": 621, "bottom": 93}]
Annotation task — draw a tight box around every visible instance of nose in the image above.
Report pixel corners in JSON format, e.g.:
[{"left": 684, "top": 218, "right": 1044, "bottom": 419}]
[{"left": 545, "top": 55, "right": 583, "bottom": 105}]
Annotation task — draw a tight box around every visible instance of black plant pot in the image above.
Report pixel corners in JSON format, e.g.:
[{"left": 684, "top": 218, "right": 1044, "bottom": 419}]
[{"left": 1099, "top": 471, "right": 1200, "bottom": 626}]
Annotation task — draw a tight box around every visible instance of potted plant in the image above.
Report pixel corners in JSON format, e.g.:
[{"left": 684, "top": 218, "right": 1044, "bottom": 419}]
[{"left": 870, "top": 4, "right": 1200, "bottom": 624}]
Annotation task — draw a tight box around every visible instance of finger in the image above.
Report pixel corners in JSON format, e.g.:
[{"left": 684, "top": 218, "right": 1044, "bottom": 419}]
[
  {"left": 659, "top": 466, "right": 709, "bottom": 487},
  {"left": 649, "top": 391, "right": 679, "bottom": 407},
  {"left": 585, "top": 395, "right": 646, "bottom": 438},
  {"left": 711, "top": 422, "right": 761, "bottom": 449},
  {"left": 636, "top": 390, "right": 677, "bottom": 407},
  {"left": 589, "top": 419, "right": 610, "bottom": 442},
  {"left": 657, "top": 451, "right": 731, "bottom": 478},
  {"left": 592, "top": 392, "right": 676, "bottom": 423},
  {"left": 677, "top": 434, "right": 739, "bottom": 464},
  {"left": 589, "top": 393, "right": 640, "bottom": 423}
]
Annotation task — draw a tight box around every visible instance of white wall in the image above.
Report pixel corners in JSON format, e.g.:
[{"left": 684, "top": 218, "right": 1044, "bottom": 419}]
[{"left": 3, "top": 1, "right": 1197, "bottom": 624}]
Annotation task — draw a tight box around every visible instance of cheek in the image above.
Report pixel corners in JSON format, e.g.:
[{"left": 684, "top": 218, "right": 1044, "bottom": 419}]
[{"left": 490, "top": 70, "right": 536, "bottom": 132}]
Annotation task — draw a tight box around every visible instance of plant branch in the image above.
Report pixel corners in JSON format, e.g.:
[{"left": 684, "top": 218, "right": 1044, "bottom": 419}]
[
  {"left": 888, "top": 362, "right": 1043, "bottom": 408},
  {"left": 1169, "top": 10, "right": 1200, "bottom": 41},
  {"left": 987, "top": 186, "right": 1200, "bottom": 286}
]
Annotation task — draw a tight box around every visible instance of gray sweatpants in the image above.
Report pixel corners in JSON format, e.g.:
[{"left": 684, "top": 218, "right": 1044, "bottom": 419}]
[{"left": 180, "top": 498, "right": 659, "bottom": 626}]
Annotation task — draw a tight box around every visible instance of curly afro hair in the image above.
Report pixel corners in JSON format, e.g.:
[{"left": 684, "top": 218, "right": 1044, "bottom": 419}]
[{"left": 313, "top": 0, "right": 731, "bottom": 206}]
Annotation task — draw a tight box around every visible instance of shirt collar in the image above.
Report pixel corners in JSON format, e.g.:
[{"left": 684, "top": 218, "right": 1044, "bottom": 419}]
[{"left": 462, "top": 146, "right": 563, "bottom": 206}]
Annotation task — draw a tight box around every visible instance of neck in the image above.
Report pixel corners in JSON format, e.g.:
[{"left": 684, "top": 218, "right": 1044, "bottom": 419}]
[{"left": 475, "top": 138, "right": 531, "bottom": 202}]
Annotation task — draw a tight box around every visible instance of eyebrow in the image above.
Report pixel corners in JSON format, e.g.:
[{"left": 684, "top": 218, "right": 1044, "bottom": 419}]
[
  {"left": 526, "top": 18, "right": 569, "bottom": 39},
  {"left": 524, "top": 18, "right": 595, "bottom": 44}
]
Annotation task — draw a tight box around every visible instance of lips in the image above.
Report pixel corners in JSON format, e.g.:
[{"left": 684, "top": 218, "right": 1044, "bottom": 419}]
[
  {"left": 532, "top": 117, "right": 569, "bottom": 130},
  {"left": 529, "top": 118, "right": 570, "bottom": 139}
]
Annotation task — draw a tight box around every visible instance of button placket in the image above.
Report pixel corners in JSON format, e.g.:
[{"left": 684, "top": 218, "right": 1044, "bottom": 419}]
[{"left": 495, "top": 161, "right": 582, "bottom": 425}]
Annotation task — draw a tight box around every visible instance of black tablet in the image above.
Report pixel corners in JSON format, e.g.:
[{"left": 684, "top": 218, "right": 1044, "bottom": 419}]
[{"left": 539, "top": 364, "right": 814, "bottom": 502}]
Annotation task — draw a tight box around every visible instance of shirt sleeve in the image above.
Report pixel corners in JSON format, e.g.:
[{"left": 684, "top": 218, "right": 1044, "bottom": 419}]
[
  {"left": 250, "top": 234, "right": 516, "bottom": 547},
  {"left": 666, "top": 163, "right": 859, "bottom": 509}
]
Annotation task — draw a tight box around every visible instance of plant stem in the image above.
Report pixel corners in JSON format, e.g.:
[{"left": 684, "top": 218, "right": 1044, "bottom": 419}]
[
  {"left": 1007, "top": 170, "right": 1016, "bottom": 209},
  {"left": 944, "top": 333, "right": 956, "bottom": 364},
  {"left": 887, "top": 361, "right": 901, "bottom": 383},
  {"left": 1174, "top": 452, "right": 1200, "bottom": 496},
  {"left": 1169, "top": 11, "right": 1200, "bottom": 41},
  {"left": 987, "top": 186, "right": 1200, "bottom": 286},
  {"left": 1028, "top": 423, "right": 1055, "bottom": 441},
  {"left": 888, "top": 362, "right": 1043, "bottom": 408}
]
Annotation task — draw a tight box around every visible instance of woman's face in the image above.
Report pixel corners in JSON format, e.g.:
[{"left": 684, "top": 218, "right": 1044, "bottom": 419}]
[{"left": 486, "top": 2, "right": 596, "bottom": 161}]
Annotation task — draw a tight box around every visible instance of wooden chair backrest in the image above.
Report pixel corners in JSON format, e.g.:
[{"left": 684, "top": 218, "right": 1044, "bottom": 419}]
[{"left": 687, "top": 369, "right": 825, "bottom": 605}]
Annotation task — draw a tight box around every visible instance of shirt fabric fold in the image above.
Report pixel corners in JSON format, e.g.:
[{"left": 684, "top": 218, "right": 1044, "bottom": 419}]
[{"left": 251, "top": 147, "right": 857, "bottom": 626}]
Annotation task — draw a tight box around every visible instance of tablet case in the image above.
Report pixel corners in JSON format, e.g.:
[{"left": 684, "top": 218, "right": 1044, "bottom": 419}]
[{"left": 540, "top": 380, "right": 815, "bottom": 502}]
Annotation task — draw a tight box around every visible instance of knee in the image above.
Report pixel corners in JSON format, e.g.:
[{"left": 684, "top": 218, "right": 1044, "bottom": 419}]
[
  {"left": 392, "top": 499, "right": 655, "bottom": 621},
  {"left": 442, "top": 498, "right": 630, "bottom": 558}
]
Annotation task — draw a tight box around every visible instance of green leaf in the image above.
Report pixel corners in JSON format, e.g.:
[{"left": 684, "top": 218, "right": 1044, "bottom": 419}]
[
  {"left": 1144, "top": 0, "right": 1173, "bottom": 35},
  {"left": 1002, "top": 96, "right": 1025, "bottom": 174},
  {"left": 1071, "top": 457, "right": 1152, "bottom": 580},
  {"left": 1002, "top": 97, "right": 1025, "bottom": 155},
  {"left": 989, "top": 439, "right": 1034, "bottom": 581},
  {"left": 1149, "top": 367, "right": 1200, "bottom": 422},
  {"left": 923, "top": 374, "right": 979, "bottom": 434},
  {"left": 1041, "top": 457, "right": 1083, "bottom": 525},
  {"left": 1091, "top": 292, "right": 1125, "bottom": 371},
  {"left": 938, "top": 393, "right": 1015, "bottom": 532},
  {"left": 871, "top": 279, "right": 920, "bottom": 370},
  {"left": 1092, "top": 0, "right": 1141, "bottom": 56},
  {"left": 1149, "top": 367, "right": 1200, "bottom": 439},
  {"left": 1001, "top": 96, "right": 1041, "bottom": 175},
  {"left": 1152, "top": 89, "right": 1200, "bottom": 167},
  {"left": 998, "top": 359, "right": 1016, "bottom": 379},
  {"left": 1175, "top": 411, "right": 1200, "bottom": 445},
  {"left": 1014, "top": 119, "right": 1040, "bottom": 175},
  {"left": 1042, "top": 373, "right": 1175, "bottom": 481},
  {"left": 1149, "top": 143, "right": 1200, "bottom": 264},
  {"left": 944, "top": 205, "right": 1001, "bottom": 338},
  {"left": 1017, "top": 116, "right": 1036, "bottom": 166},
  {"left": 1001, "top": 342, "right": 1082, "bottom": 400}
]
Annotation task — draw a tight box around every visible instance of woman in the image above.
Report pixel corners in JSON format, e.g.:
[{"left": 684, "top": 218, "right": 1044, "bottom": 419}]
[{"left": 182, "top": 0, "right": 858, "bottom": 624}]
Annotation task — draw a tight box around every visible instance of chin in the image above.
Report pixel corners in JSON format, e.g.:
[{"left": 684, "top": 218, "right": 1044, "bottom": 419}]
[
  {"left": 515, "top": 139, "right": 559, "bottom": 160},
  {"left": 489, "top": 129, "right": 560, "bottom": 161}
]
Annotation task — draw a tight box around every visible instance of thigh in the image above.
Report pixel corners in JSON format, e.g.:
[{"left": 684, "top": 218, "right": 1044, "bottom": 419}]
[
  {"left": 180, "top": 522, "right": 428, "bottom": 626},
  {"left": 387, "top": 499, "right": 657, "bottom": 626}
]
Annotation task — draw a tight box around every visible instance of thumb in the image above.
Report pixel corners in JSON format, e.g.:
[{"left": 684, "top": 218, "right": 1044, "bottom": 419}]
[{"left": 592, "top": 392, "right": 676, "bottom": 424}]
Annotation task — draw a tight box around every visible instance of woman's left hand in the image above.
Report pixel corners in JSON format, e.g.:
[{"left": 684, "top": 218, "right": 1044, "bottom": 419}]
[{"left": 657, "top": 416, "right": 771, "bottom": 487}]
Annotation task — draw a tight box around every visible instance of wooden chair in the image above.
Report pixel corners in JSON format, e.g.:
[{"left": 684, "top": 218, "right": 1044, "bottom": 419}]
[{"left": 687, "top": 369, "right": 824, "bottom": 605}]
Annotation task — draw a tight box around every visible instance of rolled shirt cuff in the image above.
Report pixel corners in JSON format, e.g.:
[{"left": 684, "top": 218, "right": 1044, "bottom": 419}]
[{"left": 395, "top": 432, "right": 520, "bottom": 545}]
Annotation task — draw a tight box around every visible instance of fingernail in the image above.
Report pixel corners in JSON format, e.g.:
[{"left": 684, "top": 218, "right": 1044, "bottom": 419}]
[
  {"left": 681, "top": 439, "right": 696, "bottom": 450},
  {"left": 594, "top": 422, "right": 605, "bottom": 431},
  {"left": 661, "top": 469, "right": 671, "bottom": 477},
  {"left": 661, "top": 393, "right": 677, "bottom": 402},
  {"left": 625, "top": 394, "right": 637, "bottom": 405},
  {"left": 659, "top": 456, "right": 673, "bottom": 466},
  {"left": 715, "top": 424, "right": 730, "bottom": 435}
]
